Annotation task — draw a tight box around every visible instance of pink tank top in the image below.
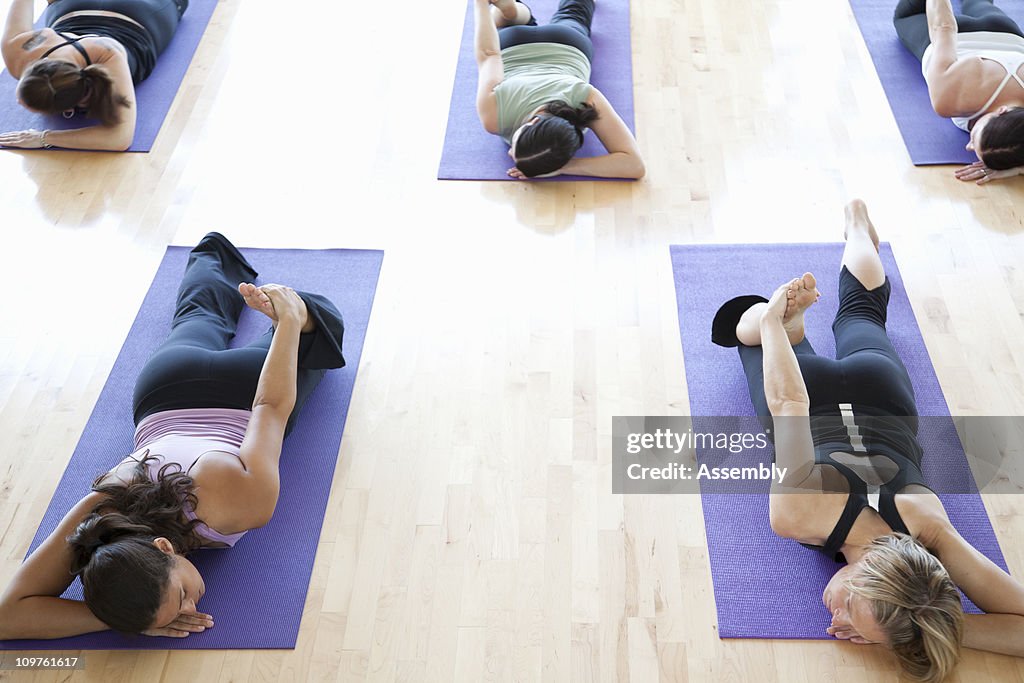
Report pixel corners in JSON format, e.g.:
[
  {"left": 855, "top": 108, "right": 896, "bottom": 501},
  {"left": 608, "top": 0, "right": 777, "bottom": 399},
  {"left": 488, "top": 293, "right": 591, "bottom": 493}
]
[{"left": 120, "top": 408, "right": 253, "bottom": 547}]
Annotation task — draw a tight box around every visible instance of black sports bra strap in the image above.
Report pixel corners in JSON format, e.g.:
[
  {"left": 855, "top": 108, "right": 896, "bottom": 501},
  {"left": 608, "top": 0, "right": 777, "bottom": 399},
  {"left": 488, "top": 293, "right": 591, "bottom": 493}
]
[
  {"left": 820, "top": 493, "right": 870, "bottom": 562},
  {"left": 877, "top": 492, "right": 911, "bottom": 535},
  {"left": 39, "top": 32, "right": 92, "bottom": 66}
]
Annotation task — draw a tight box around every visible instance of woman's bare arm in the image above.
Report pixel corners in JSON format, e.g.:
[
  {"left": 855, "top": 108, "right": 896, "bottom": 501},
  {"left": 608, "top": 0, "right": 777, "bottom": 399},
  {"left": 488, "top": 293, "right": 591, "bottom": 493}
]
[
  {"left": 0, "top": 492, "right": 110, "bottom": 640},
  {"left": 921, "top": 0, "right": 988, "bottom": 116},
  {"left": 1, "top": 0, "right": 36, "bottom": 71},
  {"left": 474, "top": 0, "right": 503, "bottom": 133},
  {"left": 748, "top": 286, "right": 823, "bottom": 538},
  {"left": 908, "top": 500, "right": 1024, "bottom": 656},
  {"left": 551, "top": 88, "right": 644, "bottom": 179},
  {"left": 195, "top": 285, "right": 308, "bottom": 531}
]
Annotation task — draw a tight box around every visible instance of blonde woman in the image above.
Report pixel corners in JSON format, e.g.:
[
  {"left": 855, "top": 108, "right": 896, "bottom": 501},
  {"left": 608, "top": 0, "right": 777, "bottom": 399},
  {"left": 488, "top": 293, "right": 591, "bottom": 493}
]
[{"left": 711, "top": 200, "right": 1024, "bottom": 682}]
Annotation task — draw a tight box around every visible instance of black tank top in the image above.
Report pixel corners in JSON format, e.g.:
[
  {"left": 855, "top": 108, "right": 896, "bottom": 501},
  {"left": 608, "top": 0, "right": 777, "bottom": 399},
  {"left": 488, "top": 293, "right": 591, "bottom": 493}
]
[
  {"left": 39, "top": 32, "right": 92, "bottom": 65},
  {"left": 47, "top": 17, "right": 157, "bottom": 84},
  {"left": 799, "top": 439, "right": 932, "bottom": 563}
]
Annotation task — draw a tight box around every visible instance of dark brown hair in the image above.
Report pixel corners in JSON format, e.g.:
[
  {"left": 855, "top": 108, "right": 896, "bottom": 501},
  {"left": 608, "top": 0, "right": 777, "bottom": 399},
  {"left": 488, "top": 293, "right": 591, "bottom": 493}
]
[
  {"left": 979, "top": 108, "right": 1024, "bottom": 170},
  {"left": 17, "top": 60, "right": 130, "bottom": 126},
  {"left": 513, "top": 100, "right": 599, "bottom": 177},
  {"left": 67, "top": 454, "right": 204, "bottom": 633}
]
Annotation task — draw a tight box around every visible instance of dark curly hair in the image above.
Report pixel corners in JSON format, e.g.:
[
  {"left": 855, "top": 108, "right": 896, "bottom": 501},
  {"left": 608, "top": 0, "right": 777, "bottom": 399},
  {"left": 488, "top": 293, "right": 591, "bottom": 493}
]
[{"left": 66, "top": 453, "right": 205, "bottom": 633}]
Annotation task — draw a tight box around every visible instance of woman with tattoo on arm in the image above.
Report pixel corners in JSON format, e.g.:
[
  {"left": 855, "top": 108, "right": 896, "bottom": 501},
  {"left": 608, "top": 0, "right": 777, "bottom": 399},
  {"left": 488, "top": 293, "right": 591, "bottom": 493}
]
[
  {"left": 0, "top": 233, "right": 346, "bottom": 639},
  {"left": 712, "top": 200, "right": 1024, "bottom": 681},
  {"left": 894, "top": 0, "right": 1024, "bottom": 184},
  {"left": 473, "top": 0, "right": 644, "bottom": 179},
  {"left": 0, "top": 0, "right": 188, "bottom": 151}
]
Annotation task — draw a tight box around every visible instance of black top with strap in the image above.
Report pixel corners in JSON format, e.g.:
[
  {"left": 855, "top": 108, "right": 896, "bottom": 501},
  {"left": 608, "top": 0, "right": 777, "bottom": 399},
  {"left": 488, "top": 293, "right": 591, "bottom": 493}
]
[
  {"left": 47, "top": 17, "right": 157, "bottom": 83},
  {"left": 39, "top": 32, "right": 93, "bottom": 65},
  {"left": 799, "top": 437, "right": 933, "bottom": 563}
]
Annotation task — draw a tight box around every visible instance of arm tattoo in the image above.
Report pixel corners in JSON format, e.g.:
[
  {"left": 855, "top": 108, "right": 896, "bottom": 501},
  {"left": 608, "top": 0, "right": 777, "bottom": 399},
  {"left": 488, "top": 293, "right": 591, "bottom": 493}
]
[{"left": 21, "top": 31, "right": 46, "bottom": 52}]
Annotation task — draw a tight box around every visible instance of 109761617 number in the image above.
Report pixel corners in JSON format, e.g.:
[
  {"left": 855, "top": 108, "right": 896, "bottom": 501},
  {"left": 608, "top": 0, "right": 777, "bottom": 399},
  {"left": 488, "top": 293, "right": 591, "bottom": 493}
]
[{"left": 1, "top": 656, "right": 84, "bottom": 670}]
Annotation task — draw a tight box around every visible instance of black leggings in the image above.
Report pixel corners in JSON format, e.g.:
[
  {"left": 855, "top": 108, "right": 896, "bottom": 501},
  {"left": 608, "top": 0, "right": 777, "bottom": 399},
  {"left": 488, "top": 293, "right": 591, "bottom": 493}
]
[
  {"left": 738, "top": 268, "right": 918, "bottom": 425},
  {"left": 43, "top": 0, "right": 187, "bottom": 55},
  {"left": 499, "top": 0, "right": 595, "bottom": 63},
  {"left": 894, "top": 0, "right": 1024, "bottom": 62},
  {"left": 132, "top": 233, "right": 346, "bottom": 437}
]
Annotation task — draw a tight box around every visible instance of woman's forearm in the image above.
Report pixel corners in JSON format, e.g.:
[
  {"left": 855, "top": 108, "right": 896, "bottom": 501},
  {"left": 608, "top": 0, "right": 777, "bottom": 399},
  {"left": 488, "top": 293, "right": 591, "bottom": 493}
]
[
  {"left": 926, "top": 0, "right": 957, "bottom": 38},
  {"left": 3, "top": 0, "right": 35, "bottom": 42},
  {"left": 963, "top": 613, "right": 1024, "bottom": 657},
  {"left": 251, "top": 320, "right": 301, "bottom": 416},
  {"left": 44, "top": 125, "right": 134, "bottom": 152},
  {"left": 0, "top": 596, "right": 109, "bottom": 640},
  {"left": 474, "top": 0, "right": 501, "bottom": 65},
  {"left": 760, "top": 317, "right": 809, "bottom": 414},
  {"left": 560, "top": 152, "right": 645, "bottom": 179}
]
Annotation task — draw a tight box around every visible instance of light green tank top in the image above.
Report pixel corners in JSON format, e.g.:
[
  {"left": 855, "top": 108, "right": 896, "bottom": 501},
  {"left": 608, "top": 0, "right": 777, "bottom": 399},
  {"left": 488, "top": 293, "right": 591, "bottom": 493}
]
[{"left": 494, "top": 42, "right": 593, "bottom": 143}]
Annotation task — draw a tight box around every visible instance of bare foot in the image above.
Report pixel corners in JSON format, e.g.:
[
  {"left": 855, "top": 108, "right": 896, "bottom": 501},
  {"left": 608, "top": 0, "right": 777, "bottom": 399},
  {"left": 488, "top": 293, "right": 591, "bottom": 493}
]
[
  {"left": 490, "top": 0, "right": 530, "bottom": 24},
  {"left": 238, "top": 282, "right": 277, "bottom": 323},
  {"left": 782, "top": 272, "right": 820, "bottom": 345},
  {"left": 844, "top": 199, "right": 880, "bottom": 252}
]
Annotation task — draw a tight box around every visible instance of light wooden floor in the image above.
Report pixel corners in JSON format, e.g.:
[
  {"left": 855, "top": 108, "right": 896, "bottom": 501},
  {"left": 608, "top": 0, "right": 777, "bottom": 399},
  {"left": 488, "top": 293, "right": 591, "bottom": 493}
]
[{"left": 1, "top": 0, "right": 1024, "bottom": 680}]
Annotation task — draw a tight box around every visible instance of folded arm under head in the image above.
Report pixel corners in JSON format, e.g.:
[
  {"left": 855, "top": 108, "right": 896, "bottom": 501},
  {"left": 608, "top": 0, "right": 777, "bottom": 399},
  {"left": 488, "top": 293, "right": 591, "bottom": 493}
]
[{"left": 1, "top": 1, "right": 136, "bottom": 150}]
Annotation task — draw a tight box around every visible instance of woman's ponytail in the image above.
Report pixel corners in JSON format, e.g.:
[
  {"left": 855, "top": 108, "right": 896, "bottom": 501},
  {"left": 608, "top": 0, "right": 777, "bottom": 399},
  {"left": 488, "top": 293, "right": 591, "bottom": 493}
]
[
  {"left": 67, "top": 512, "right": 158, "bottom": 574},
  {"left": 16, "top": 61, "right": 130, "bottom": 126},
  {"left": 80, "top": 64, "right": 131, "bottom": 126},
  {"left": 544, "top": 100, "right": 599, "bottom": 142}
]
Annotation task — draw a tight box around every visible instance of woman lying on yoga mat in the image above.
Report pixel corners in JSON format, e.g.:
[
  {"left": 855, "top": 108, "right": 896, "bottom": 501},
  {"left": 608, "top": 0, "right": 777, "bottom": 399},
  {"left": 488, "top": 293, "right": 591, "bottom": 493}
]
[
  {"left": 712, "top": 200, "right": 1024, "bottom": 682},
  {"left": 0, "top": 233, "right": 345, "bottom": 640},
  {"left": 473, "top": 0, "right": 644, "bottom": 179},
  {"left": 0, "top": 0, "right": 188, "bottom": 151},
  {"left": 894, "top": 0, "right": 1024, "bottom": 184}
]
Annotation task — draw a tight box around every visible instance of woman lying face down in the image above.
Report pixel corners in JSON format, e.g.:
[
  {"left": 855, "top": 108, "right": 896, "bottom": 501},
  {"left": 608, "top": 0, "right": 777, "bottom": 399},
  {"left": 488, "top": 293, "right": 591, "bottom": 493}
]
[
  {"left": 0, "top": 233, "right": 347, "bottom": 640},
  {"left": 714, "top": 199, "right": 1024, "bottom": 682}
]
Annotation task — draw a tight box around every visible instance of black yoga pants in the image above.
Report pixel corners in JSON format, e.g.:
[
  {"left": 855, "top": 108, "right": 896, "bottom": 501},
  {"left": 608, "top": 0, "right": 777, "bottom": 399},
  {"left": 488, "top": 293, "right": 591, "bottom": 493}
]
[
  {"left": 499, "top": 0, "right": 595, "bottom": 63},
  {"left": 132, "top": 233, "right": 346, "bottom": 437},
  {"left": 894, "top": 0, "right": 1024, "bottom": 62},
  {"left": 737, "top": 267, "right": 919, "bottom": 424}
]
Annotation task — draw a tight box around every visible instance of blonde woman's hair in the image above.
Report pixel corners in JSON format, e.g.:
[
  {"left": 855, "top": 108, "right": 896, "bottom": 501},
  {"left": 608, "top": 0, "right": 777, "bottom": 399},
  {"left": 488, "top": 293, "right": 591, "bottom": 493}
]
[{"left": 846, "top": 533, "right": 964, "bottom": 683}]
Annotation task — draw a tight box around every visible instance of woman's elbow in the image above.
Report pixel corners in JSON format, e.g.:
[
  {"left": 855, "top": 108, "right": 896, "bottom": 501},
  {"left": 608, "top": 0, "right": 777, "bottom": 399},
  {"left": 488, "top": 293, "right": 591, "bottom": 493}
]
[
  {"left": 768, "top": 504, "right": 798, "bottom": 539},
  {"left": 626, "top": 154, "right": 646, "bottom": 179},
  {"left": 0, "top": 598, "right": 20, "bottom": 640},
  {"left": 110, "top": 133, "right": 133, "bottom": 152}
]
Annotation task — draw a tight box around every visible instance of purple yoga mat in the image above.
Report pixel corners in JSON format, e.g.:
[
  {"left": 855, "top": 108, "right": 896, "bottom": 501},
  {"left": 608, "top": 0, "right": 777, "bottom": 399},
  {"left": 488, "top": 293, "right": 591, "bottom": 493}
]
[
  {"left": 671, "top": 243, "right": 1008, "bottom": 639},
  {"left": 847, "top": 0, "right": 1024, "bottom": 165},
  {"left": 0, "top": 245, "right": 383, "bottom": 650},
  {"left": 438, "top": 0, "right": 635, "bottom": 181},
  {"left": 0, "top": 0, "right": 218, "bottom": 153}
]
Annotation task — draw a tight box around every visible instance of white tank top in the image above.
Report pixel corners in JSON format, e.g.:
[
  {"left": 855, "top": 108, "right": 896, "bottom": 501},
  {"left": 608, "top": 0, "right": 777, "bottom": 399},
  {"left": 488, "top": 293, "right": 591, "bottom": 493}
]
[{"left": 922, "top": 31, "right": 1024, "bottom": 131}]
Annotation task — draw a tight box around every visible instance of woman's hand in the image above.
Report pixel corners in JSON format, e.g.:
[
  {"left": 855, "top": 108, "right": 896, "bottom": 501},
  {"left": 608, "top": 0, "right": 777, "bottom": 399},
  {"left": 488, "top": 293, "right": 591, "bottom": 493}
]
[
  {"left": 259, "top": 284, "right": 308, "bottom": 329},
  {"left": 761, "top": 280, "right": 795, "bottom": 325},
  {"left": 0, "top": 128, "right": 47, "bottom": 149},
  {"left": 954, "top": 161, "right": 1022, "bottom": 185},
  {"left": 142, "top": 611, "right": 214, "bottom": 638},
  {"left": 507, "top": 166, "right": 561, "bottom": 180}
]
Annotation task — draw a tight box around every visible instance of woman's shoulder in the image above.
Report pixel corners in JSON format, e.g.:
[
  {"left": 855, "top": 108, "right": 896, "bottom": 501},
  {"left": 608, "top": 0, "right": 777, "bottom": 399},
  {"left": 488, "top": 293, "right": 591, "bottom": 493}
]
[
  {"left": 4, "top": 28, "right": 61, "bottom": 76},
  {"left": 893, "top": 487, "right": 951, "bottom": 545}
]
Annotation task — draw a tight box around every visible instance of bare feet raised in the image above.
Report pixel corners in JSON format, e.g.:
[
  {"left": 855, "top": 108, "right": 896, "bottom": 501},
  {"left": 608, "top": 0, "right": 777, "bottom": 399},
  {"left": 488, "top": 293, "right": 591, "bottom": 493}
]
[
  {"left": 782, "top": 272, "right": 820, "bottom": 345},
  {"left": 844, "top": 199, "right": 879, "bottom": 252},
  {"left": 490, "top": 0, "right": 531, "bottom": 25},
  {"left": 240, "top": 282, "right": 315, "bottom": 333},
  {"left": 239, "top": 282, "right": 276, "bottom": 322}
]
